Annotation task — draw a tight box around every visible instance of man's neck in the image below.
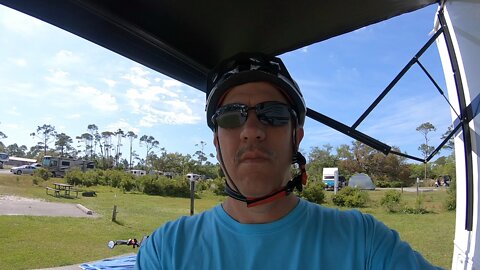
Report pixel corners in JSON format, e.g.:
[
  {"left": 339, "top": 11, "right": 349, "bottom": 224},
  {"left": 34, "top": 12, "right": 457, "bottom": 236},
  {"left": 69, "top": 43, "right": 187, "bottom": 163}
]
[{"left": 222, "top": 194, "right": 299, "bottom": 224}]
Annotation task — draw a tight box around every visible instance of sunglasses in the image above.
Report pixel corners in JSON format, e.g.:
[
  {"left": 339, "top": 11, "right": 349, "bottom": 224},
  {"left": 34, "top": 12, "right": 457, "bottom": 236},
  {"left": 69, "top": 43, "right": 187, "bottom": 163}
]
[{"left": 211, "top": 101, "right": 296, "bottom": 129}]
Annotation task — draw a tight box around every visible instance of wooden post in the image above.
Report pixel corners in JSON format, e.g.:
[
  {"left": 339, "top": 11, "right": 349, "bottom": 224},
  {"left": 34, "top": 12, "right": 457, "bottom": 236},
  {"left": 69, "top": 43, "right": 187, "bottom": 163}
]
[
  {"left": 416, "top": 177, "right": 419, "bottom": 197},
  {"left": 190, "top": 181, "right": 195, "bottom": 216},
  {"left": 112, "top": 205, "right": 117, "bottom": 222}
]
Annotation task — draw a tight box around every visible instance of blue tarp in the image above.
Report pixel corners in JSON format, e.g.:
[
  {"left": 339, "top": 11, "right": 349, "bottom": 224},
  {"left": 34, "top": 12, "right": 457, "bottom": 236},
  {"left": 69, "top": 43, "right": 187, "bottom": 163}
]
[{"left": 80, "top": 254, "right": 136, "bottom": 270}]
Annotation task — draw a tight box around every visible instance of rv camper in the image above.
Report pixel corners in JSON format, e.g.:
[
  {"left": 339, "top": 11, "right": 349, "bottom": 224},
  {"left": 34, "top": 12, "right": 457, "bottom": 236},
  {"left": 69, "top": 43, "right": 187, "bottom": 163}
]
[
  {"left": 41, "top": 156, "right": 95, "bottom": 178},
  {"left": 322, "top": 167, "right": 339, "bottom": 191},
  {"left": 0, "top": 152, "right": 8, "bottom": 169},
  {"left": 322, "top": 168, "right": 346, "bottom": 191}
]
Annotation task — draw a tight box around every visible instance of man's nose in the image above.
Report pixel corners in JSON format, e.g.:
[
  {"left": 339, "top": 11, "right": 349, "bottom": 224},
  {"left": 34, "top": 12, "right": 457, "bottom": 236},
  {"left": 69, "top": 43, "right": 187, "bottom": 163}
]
[{"left": 240, "top": 112, "right": 266, "bottom": 141}]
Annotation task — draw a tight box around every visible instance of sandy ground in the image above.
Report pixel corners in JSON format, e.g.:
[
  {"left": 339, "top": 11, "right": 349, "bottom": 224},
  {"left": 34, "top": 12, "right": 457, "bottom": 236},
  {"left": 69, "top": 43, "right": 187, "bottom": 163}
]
[
  {"left": 0, "top": 195, "right": 102, "bottom": 269},
  {"left": 0, "top": 195, "right": 98, "bottom": 218}
]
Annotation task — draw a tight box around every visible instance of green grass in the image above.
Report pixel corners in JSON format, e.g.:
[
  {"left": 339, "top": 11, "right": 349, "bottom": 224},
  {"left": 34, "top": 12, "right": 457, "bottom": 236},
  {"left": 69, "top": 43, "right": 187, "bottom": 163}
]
[
  {"left": 322, "top": 189, "right": 455, "bottom": 268},
  {"left": 0, "top": 175, "right": 454, "bottom": 269}
]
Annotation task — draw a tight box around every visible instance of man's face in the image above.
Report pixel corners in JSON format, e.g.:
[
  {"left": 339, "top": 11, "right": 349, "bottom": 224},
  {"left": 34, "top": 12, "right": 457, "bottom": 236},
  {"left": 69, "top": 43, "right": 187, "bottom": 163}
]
[{"left": 213, "top": 81, "right": 304, "bottom": 198}]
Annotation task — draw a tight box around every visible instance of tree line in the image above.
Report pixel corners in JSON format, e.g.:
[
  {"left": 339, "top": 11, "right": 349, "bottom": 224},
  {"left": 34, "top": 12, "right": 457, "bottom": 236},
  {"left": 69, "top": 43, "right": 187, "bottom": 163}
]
[
  {"left": 0, "top": 123, "right": 218, "bottom": 178},
  {"left": 0, "top": 121, "right": 455, "bottom": 186}
]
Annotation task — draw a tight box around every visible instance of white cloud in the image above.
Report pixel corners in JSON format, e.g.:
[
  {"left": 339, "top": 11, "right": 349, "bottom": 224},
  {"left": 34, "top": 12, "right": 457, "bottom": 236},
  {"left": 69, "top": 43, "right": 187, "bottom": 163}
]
[
  {"left": 52, "top": 50, "right": 82, "bottom": 66},
  {"left": 6, "top": 106, "right": 21, "bottom": 116},
  {"left": 106, "top": 119, "right": 139, "bottom": 134},
  {"left": 66, "top": 114, "right": 81, "bottom": 119},
  {"left": 77, "top": 86, "right": 119, "bottom": 112},
  {"left": 103, "top": 79, "right": 116, "bottom": 88},
  {"left": 8, "top": 58, "right": 27, "bottom": 67},
  {"left": 45, "top": 69, "right": 77, "bottom": 87},
  {"left": 301, "top": 46, "right": 309, "bottom": 53},
  {"left": 0, "top": 8, "right": 44, "bottom": 36},
  {"left": 138, "top": 101, "right": 201, "bottom": 127},
  {"left": 163, "top": 79, "right": 183, "bottom": 88},
  {"left": 122, "top": 66, "right": 151, "bottom": 88}
]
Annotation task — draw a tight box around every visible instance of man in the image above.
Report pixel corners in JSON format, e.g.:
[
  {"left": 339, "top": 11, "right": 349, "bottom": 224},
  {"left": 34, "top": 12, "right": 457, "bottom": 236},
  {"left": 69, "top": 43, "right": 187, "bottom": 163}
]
[{"left": 136, "top": 52, "right": 441, "bottom": 269}]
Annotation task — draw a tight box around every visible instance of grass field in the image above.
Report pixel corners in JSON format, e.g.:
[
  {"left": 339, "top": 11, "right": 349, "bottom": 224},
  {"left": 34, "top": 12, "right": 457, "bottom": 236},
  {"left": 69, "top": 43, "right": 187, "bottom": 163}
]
[{"left": 0, "top": 174, "right": 454, "bottom": 269}]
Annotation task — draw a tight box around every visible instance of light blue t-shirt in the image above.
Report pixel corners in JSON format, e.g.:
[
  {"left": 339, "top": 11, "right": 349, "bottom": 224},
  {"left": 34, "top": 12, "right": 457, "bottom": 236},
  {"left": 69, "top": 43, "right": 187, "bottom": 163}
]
[{"left": 136, "top": 198, "right": 441, "bottom": 269}]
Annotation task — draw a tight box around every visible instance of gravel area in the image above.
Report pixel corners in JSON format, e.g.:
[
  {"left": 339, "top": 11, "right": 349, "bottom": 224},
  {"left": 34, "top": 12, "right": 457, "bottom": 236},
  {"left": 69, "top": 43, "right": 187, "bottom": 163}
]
[{"left": 0, "top": 195, "right": 98, "bottom": 218}]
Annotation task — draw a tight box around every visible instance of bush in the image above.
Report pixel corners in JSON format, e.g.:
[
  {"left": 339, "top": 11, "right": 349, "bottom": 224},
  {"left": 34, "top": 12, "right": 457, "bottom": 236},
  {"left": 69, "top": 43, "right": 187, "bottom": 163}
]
[
  {"left": 444, "top": 179, "right": 456, "bottom": 211},
  {"left": 104, "top": 169, "right": 124, "bottom": 188},
  {"left": 211, "top": 178, "right": 226, "bottom": 196},
  {"left": 332, "top": 186, "right": 369, "bottom": 208},
  {"left": 403, "top": 194, "right": 430, "bottom": 214},
  {"left": 301, "top": 181, "right": 325, "bottom": 204},
  {"left": 194, "top": 179, "right": 210, "bottom": 192},
  {"left": 120, "top": 175, "right": 136, "bottom": 192},
  {"left": 65, "top": 168, "right": 83, "bottom": 186},
  {"left": 380, "top": 190, "right": 403, "bottom": 213},
  {"left": 375, "top": 180, "right": 403, "bottom": 188},
  {"left": 34, "top": 167, "right": 51, "bottom": 181},
  {"left": 83, "top": 169, "right": 104, "bottom": 186},
  {"left": 141, "top": 176, "right": 190, "bottom": 197}
]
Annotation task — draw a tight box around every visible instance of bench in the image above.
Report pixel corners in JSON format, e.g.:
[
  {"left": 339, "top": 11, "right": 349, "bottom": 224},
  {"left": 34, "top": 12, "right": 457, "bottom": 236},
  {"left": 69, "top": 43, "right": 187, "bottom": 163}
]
[
  {"left": 71, "top": 189, "right": 80, "bottom": 198},
  {"left": 46, "top": 187, "right": 60, "bottom": 197}
]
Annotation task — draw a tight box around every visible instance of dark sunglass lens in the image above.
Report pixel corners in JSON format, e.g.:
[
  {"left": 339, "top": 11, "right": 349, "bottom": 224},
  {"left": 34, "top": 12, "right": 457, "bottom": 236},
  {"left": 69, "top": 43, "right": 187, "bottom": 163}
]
[
  {"left": 257, "top": 103, "right": 291, "bottom": 126},
  {"left": 215, "top": 110, "right": 246, "bottom": 129}
]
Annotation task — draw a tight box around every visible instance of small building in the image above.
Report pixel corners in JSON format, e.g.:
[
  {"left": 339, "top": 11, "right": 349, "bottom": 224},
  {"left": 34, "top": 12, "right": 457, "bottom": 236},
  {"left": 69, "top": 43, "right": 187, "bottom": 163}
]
[{"left": 4, "top": 156, "right": 37, "bottom": 167}]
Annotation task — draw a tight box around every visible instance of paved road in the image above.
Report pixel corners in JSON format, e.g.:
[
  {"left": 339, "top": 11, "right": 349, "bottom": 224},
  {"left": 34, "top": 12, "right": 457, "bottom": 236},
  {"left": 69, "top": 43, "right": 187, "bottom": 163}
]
[{"left": 0, "top": 168, "right": 12, "bottom": 174}]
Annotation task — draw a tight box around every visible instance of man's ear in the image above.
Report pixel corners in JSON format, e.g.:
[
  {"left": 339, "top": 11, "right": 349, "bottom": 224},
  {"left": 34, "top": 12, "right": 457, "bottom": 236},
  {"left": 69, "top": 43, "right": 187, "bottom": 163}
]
[
  {"left": 213, "top": 133, "right": 218, "bottom": 148},
  {"left": 295, "top": 127, "right": 304, "bottom": 148},
  {"left": 213, "top": 133, "right": 220, "bottom": 161}
]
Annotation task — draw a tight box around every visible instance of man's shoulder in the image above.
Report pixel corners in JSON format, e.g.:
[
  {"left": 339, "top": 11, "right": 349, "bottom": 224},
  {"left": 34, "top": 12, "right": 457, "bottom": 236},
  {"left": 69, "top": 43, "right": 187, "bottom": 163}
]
[
  {"left": 155, "top": 204, "right": 220, "bottom": 234},
  {"left": 301, "top": 199, "right": 375, "bottom": 226}
]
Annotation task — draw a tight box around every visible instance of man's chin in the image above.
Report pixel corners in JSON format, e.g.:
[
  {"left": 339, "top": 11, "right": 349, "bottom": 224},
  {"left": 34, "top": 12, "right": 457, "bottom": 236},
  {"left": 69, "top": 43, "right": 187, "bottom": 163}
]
[{"left": 236, "top": 178, "right": 284, "bottom": 197}]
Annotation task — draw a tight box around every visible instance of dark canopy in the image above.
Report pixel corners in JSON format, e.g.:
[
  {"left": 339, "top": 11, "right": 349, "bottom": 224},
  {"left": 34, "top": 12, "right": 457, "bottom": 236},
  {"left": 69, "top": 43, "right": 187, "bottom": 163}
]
[{"left": 0, "top": 0, "right": 437, "bottom": 92}]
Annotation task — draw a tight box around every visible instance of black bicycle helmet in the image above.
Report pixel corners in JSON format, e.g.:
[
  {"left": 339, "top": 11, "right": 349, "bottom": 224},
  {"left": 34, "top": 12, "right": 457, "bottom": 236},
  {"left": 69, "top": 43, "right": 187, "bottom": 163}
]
[{"left": 205, "top": 52, "right": 306, "bottom": 130}]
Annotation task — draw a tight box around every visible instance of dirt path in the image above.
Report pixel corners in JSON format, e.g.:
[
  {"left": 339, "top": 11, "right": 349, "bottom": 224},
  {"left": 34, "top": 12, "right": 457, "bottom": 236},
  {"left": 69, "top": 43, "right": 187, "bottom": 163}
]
[{"left": 0, "top": 195, "right": 98, "bottom": 218}]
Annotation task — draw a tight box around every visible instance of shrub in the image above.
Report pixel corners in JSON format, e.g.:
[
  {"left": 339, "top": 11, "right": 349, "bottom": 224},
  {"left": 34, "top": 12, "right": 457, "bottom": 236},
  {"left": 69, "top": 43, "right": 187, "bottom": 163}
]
[
  {"left": 332, "top": 186, "right": 369, "bottom": 208},
  {"left": 104, "top": 169, "right": 124, "bottom": 188},
  {"left": 65, "top": 168, "right": 83, "bottom": 186},
  {"left": 34, "top": 167, "right": 51, "bottom": 181},
  {"left": 211, "top": 178, "right": 225, "bottom": 196},
  {"left": 444, "top": 179, "right": 456, "bottom": 211},
  {"left": 141, "top": 176, "right": 190, "bottom": 197},
  {"left": 120, "top": 175, "right": 136, "bottom": 192},
  {"left": 380, "top": 190, "right": 403, "bottom": 213},
  {"left": 301, "top": 181, "right": 325, "bottom": 204},
  {"left": 83, "top": 169, "right": 104, "bottom": 186},
  {"left": 375, "top": 181, "right": 390, "bottom": 188},
  {"left": 403, "top": 194, "right": 430, "bottom": 214},
  {"left": 375, "top": 180, "right": 403, "bottom": 188}
]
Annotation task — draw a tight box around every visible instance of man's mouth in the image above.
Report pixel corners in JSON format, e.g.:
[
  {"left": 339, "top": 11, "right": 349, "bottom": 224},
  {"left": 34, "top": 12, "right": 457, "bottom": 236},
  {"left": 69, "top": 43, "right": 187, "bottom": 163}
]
[{"left": 237, "top": 147, "right": 272, "bottom": 163}]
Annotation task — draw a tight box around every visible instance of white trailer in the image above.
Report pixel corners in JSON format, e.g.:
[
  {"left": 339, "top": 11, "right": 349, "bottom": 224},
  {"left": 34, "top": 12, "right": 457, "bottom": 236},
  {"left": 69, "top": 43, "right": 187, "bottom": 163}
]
[{"left": 322, "top": 168, "right": 339, "bottom": 192}]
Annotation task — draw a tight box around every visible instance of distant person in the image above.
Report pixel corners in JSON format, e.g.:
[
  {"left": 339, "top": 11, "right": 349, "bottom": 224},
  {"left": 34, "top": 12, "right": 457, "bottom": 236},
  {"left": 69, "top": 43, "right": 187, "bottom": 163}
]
[{"left": 135, "top": 52, "right": 442, "bottom": 269}]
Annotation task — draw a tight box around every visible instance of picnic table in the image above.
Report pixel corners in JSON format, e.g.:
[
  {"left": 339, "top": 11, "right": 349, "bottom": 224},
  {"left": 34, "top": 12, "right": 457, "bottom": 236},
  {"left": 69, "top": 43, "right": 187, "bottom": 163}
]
[{"left": 46, "top": 183, "right": 79, "bottom": 197}]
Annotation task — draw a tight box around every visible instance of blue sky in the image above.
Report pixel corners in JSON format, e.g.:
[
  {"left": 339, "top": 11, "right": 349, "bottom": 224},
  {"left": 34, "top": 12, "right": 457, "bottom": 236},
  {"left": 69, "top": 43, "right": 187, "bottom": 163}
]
[{"left": 0, "top": 4, "right": 452, "bottom": 164}]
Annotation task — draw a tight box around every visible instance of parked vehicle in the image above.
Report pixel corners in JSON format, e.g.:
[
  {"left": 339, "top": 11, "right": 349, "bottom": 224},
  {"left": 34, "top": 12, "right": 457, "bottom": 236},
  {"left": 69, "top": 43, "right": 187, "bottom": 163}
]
[
  {"left": 322, "top": 168, "right": 339, "bottom": 190},
  {"left": 10, "top": 164, "right": 37, "bottom": 175},
  {"left": 41, "top": 156, "right": 95, "bottom": 178},
  {"left": 129, "top": 169, "right": 147, "bottom": 176},
  {"left": 0, "top": 152, "right": 8, "bottom": 169}
]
